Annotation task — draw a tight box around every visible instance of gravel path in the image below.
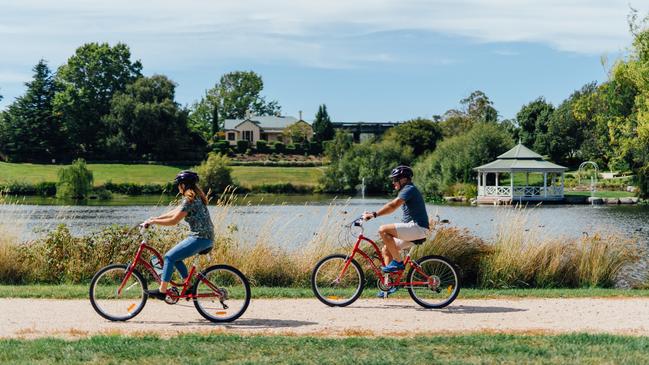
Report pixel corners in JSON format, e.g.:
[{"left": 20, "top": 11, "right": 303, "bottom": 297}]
[{"left": 3, "top": 298, "right": 649, "bottom": 338}]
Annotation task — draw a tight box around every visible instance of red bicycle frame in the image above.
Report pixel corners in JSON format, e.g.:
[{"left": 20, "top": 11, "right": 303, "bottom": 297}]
[
  {"left": 340, "top": 231, "right": 435, "bottom": 288},
  {"left": 117, "top": 239, "right": 223, "bottom": 301}
]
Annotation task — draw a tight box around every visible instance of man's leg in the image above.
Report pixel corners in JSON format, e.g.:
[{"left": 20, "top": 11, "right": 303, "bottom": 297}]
[{"left": 378, "top": 224, "right": 402, "bottom": 263}]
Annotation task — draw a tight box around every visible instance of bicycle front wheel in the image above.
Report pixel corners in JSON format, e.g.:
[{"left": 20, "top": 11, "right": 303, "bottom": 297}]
[
  {"left": 89, "top": 264, "right": 147, "bottom": 321},
  {"left": 311, "top": 254, "right": 364, "bottom": 307},
  {"left": 193, "top": 265, "right": 251, "bottom": 323},
  {"left": 407, "top": 255, "right": 460, "bottom": 309}
]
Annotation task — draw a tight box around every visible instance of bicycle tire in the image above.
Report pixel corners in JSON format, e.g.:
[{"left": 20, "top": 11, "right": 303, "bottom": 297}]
[
  {"left": 311, "top": 254, "right": 365, "bottom": 307},
  {"left": 407, "top": 255, "right": 460, "bottom": 309},
  {"left": 193, "top": 264, "right": 251, "bottom": 323},
  {"left": 89, "top": 264, "right": 148, "bottom": 321}
]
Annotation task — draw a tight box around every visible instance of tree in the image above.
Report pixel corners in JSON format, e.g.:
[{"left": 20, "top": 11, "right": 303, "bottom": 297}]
[
  {"left": 282, "top": 121, "right": 312, "bottom": 144},
  {"left": 54, "top": 42, "right": 142, "bottom": 158},
  {"left": 322, "top": 139, "right": 414, "bottom": 194},
  {"left": 438, "top": 109, "right": 474, "bottom": 138},
  {"left": 461, "top": 90, "right": 499, "bottom": 123},
  {"left": 102, "top": 75, "right": 206, "bottom": 161},
  {"left": 312, "top": 104, "right": 335, "bottom": 142},
  {"left": 188, "top": 71, "right": 280, "bottom": 142},
  {"left": 56, "top": 159, "right": 93, "bottom": 199},
  {"left": 0, "top": 60, "right": 60, "bottom": 161},
  {"left": 196, "top": 153, "right": 233, "bottom": 194},
  {"left": 383, "top": 118, "right": 442, "bottom": 156},
  {"left": 516, "top": 97, "right": 554, "bottom": 153},
  {"left": 414, "top": 123, "right": 513, "bottom": 198}
]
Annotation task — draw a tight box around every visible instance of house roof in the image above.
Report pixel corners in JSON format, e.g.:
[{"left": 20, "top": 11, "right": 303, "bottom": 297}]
[
  {"left": 474, "top": 143, "right": 567, "bottom": 172},
  {"left": 223, "top": 115, "right": 305, "bottom": 130}
]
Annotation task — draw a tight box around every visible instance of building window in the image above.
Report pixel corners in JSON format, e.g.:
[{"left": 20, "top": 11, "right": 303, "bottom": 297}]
[
  {"left": 227, "top": 132, "right": 235, "bottom": 141},
  {"left": 243, "top": 130, "right": 253, "bottom": 142}
]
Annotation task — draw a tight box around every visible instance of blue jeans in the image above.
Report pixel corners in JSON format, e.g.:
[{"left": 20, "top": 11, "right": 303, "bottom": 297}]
[{"left": 162, "top": 236, "right": 213, "bottom": 282}]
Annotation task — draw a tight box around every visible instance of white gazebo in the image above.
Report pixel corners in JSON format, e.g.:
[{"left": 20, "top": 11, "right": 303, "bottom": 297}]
[{"left": 474, "top": 143, "right": 568, "bottom": 204}]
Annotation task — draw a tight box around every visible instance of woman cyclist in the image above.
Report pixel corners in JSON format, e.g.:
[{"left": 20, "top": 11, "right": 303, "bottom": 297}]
[{"left": 143, "top": 170, "right": 214, "bottom": 300}]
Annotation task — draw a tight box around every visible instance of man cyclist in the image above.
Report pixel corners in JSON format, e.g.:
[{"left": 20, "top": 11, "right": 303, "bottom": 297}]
[{"left": 362, "top": 165, "right": 429, "bottom": 298}]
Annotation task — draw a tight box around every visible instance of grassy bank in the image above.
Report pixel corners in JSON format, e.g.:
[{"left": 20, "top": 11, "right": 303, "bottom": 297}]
[
  {"left": 4, "top": 284, "right": 649, "bottom": 300},
  {"left": 0, "top": 162, "right": 324, "bottom": 187},
  {"left": 3, "top": 333, "right": 649, "bottom": 364}
]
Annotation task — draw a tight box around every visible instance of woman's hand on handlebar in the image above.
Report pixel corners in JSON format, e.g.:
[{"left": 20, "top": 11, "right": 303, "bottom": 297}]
[{"left": 361, "top": 211, "right": 374, "bottom": 221}]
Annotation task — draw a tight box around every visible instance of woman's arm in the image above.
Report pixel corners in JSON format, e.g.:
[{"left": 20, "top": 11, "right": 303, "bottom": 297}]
[
  {"left": 154, "top": 206, "right": 182, "bottom": 220},
  {"left": 146, "top": 209, "right": 187, "bottom": 226}
]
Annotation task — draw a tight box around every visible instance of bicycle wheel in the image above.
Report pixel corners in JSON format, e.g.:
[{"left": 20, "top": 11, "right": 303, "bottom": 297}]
[
  {"left": 193, "top": 264, "right": 251, "bottom": 323},
  {"left": 311, "top": 254, "right": 364, "bottom": 307},
  {"left": 89, "top": 264, "right": 147, "bottom": 321},
  {"left": 407, "top": 255, "right": 460, "bottom": 309}
]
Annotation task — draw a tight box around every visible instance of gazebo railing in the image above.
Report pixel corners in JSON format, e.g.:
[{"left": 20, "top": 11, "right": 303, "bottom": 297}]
[{"left": 479, "top": 186, "right": 564, "bottom": 197}]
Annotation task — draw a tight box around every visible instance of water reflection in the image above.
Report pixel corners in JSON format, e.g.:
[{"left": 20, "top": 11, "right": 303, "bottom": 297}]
[{"left": 1, "top": 197, "right": 647, "bottom": 249}]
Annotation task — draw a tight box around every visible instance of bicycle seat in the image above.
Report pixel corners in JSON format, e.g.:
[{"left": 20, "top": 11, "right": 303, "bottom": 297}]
[
  {"left": 198, "top": 247, "right": 213, "bottom": 255},
  {"left": 411, "top": 238, "right": 426, "bottom": 245}
]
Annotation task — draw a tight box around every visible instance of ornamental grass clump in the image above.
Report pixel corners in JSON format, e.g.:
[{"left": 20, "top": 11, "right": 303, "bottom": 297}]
[{"left": 479, "top": 207, "right": 641, "bottom": 288}]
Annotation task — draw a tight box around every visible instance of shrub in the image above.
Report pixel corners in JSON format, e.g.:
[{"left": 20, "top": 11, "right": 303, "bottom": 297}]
[
  {"left": 236, "top": 140, "right": 250, "bottom": 153},
  {"left": 286, "top": 144, "right": 297, "bottom": 154},
  {"left": 309, "top": 141, "right": 323, "bottom": 155},
  {"left": 256, "top": 140, "right": 269, "bottom": 153},
  {"left": 212, "top": 140, "right": 230, "bottom": 154},
  {"left": 196, "top": 152, "right": 233, "bottom": 195},
  {"left": 0, "top": 181, "right": 57, "bottom": 196},
  {"left": 272, "top": 142, "right": 285, "bottom": 153},
  {"left": 56, "top": 159, "right": 93, "bottom": 199}
]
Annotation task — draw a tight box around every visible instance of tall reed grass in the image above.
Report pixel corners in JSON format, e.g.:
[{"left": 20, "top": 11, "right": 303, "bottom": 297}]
[{"left": 0, "top": 193, "right": 643, "bottom": 289}]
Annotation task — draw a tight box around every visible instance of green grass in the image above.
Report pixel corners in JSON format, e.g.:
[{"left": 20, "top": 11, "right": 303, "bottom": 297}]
[
  {"left": 565, "top": 191, "right": 636, "bottom": 198},
  {"left": 2, "top": 333, "right": 649, "bottom": 364},
  {"left": 231, "top": 166, "right": 324, "bottom": 188},
  {"left": 4, "top": 285, "right": 649, "bottom": 300},
  {"left": 0, "top": 162, "right": 324, "bottom": 187}
]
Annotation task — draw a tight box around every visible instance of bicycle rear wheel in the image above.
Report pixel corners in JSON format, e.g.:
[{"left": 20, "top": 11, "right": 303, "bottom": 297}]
[
  {"left": 89, "top": 264, "right": 147, "bottom": 321},
  {"left": 407, "top": 255, "right": 460, "bottom": 309},
  {"left": 193, "top": 264, "right": 250, "bottom": 323},
  {"left": 311, "top": 254, "right": 364, "bottom": 307}
]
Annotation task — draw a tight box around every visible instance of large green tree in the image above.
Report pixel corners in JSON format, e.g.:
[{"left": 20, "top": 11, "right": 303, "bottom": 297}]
[
  {"left": 188, "top": 71, "right": 281, "bottom": 141},
  {"left": 102, "top": 75, "right": 206, "bottom": 161},
  {"left": 516, "top": 97, "right": 554, "bottom": 151},
  {"left": 414, "top": 123, "right": 514, "bottom": 198},
  {"left": 0, "top": 60, "right": 61, "bottom": 161},
  {"left": 461, "top": 90, "right": 499, "bottom": 123},
  {"left": 311, "top": 104, "right": 335, "bottom": 142},
  {"left": 54, "top": 42, "right": 142, "bottom": 158},
  {"left": 383, "top": 118, "right": 443, "bottom": 157}
]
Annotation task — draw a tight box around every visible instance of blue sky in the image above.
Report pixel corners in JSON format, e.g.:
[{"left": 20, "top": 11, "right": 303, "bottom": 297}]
[{"left": 1, "top": 0, "right": 647, "bottom": 122}]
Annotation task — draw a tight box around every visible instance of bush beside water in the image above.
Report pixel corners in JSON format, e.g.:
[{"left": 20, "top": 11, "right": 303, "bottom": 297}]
[{"left": 0, "top": 204, "right": 641, "bottom": 288}]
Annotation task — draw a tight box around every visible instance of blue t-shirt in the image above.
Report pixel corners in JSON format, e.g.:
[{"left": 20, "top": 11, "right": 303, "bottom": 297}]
[{"left": 397, "top": 184, "right": 429, "bottom": 229}]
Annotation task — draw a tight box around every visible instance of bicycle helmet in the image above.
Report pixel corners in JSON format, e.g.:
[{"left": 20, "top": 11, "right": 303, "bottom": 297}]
[
  {"left": 389, "top": 165, "right": 413, "bottom": 180},
  {"left": 174, "top": 170, "right": 199, "bottom": 186}
]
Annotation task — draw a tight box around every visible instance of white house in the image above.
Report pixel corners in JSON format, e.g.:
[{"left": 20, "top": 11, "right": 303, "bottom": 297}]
[{"left": 223, "top": 113, "right": 313, "bottom": 146}]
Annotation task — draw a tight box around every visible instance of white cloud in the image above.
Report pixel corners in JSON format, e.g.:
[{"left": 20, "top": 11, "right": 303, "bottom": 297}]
[{"left": 0, "top": 0, "right": 646, "bottom": 71}]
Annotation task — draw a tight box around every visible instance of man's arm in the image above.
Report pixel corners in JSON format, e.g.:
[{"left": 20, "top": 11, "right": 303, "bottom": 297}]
[{"left": 363, "top": 197, "right": 404, "bottom": 220}]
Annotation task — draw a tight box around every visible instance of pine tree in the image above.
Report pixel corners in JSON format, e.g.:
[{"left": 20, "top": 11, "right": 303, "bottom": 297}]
[
  {"left": 0, "top": 60, "right": 61, "bottom": 161},
  {"left": 312, "top": 104, "right": 335, "bottom": 143}
]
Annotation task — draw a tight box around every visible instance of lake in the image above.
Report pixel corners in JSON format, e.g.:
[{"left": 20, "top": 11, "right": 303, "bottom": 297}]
[{"left": 2, "top": 196, "right": 648, "bottom": 249}]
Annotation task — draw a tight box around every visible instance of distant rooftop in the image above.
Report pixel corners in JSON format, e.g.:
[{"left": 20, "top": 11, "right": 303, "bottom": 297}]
[{"left": 224, "top": 115, "right": 303, "bottom": 130}]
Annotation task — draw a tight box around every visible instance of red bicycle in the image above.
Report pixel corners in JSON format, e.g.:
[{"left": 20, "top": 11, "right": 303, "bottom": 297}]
[
  {"left": 311, "top": 217, "right": 460, "bottom": 308},
  {"left": 89, "top": 225, "right": 250, "bottom": 323}
]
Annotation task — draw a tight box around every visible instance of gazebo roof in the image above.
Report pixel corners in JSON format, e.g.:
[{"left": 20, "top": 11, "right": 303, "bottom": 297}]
[{"left": 474, "top": 143, "right": 567, "bottom": 172}]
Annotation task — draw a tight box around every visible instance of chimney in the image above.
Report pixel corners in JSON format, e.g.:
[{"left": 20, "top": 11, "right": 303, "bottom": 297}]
[
  {"left": 245, "top": 110, "right": 251, "bottom": 120},
  {"left": 299, "top": 110, "right": 303, "bottom": 121}
]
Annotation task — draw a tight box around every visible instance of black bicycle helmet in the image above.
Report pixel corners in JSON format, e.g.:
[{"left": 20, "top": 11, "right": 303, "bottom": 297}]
[
  {"left": 389, "top": 165, "right": 413, "bottom": 180},
  {"left": 174, "top": 170, "right": 199, "bottom": 186}
]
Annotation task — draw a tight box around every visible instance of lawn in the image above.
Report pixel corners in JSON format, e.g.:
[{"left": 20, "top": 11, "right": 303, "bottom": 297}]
[
  {"left": 565, "top": 191, "right": 636, "bottom": 198},
  {"left": 2, "top": 333, "right": 649, "bottom": 364},
  {"left": 4, "top": 285, "right": 649, "bottom": 300},
  {"left": 0, "top": 162, "right": 324, "bottom": 187}
]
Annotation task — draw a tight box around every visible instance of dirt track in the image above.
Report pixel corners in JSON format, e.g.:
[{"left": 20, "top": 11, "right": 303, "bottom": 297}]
[{"left": 3, "top": 297, "right": 649, "bottom": 338}]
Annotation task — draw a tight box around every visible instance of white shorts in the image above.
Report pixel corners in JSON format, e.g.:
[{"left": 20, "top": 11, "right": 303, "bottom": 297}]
[{"left": 393, "top": 222, "right": 429, "bottom": 250}]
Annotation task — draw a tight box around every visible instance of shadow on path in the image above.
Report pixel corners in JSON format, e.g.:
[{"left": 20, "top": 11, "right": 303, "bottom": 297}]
[
  {"left": 442, "top": 305, "right": 527, "bottom": 314},
  {"left": 133, "top": 318, "right": 317, "bottom": 329}
]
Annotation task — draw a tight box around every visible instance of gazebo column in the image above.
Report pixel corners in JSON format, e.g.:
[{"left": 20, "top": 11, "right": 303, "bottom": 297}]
[
  {"left": 561, "top": 173, "right": 565, "bottom": 196},
  {"left": 543, "top": 172, "right": 548, "bottom": 197},
  {"left": 510, "top": 171, "right": 514, "bottom": 198},
  {"left": 495, "top": 173, "right": 499, "bottom": 187}
]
